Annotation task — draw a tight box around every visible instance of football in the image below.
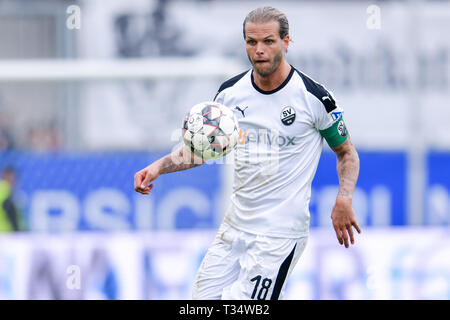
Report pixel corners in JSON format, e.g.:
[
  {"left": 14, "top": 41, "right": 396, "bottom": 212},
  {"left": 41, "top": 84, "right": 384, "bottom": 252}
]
[{"left": 182, "top": 101, "right": 239, "bottom": 160}]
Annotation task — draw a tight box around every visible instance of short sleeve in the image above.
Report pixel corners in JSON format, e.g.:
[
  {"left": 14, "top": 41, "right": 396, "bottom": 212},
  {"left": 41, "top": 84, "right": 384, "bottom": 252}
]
[
  {"left": 296, "top": 70, "right": 343, "bottom": 130},
  {"left": 213, "top": 70, "right": 249, "bottom": 104},
  {"left": 309, "top": 89, "right": 348, "bottom": 148},
  {"left": 310, "top": 90, "right": 344, "bottom": 131}
]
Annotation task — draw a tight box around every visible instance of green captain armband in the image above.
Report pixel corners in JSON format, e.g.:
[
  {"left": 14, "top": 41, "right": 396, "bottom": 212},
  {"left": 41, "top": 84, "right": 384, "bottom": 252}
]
[{"left": 319, "top": 116, "right": 349, "bottom": 148}]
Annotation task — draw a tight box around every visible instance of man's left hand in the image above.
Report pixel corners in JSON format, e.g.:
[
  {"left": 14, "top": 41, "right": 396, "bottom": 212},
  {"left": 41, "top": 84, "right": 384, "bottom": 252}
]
[{"left": 331, "top": 197, "right": 361, "bottom": 248}]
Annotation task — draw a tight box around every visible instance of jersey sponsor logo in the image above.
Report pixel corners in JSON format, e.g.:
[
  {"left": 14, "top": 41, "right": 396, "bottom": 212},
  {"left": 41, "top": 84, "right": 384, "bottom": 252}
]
[
  {"left": 238, "top": 129, "right": 247, "bottom": 144},
  {"left": 237, "top": 129, "right": 297, "bottom": 147},
  {"left": 280, "top": 106, "right": 296, "bottom": 126},
  {"left": 337, "top": 120, "right": 347, "bottom": 137},
  {"left": 234, "top": 106, "right": 248, "bottom": 118}
]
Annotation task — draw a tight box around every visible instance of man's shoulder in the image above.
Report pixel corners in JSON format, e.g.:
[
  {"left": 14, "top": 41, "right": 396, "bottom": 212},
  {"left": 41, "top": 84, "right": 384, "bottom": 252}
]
[
  {"left": 293, "top": 68, "right": 338, "bottom": 113},
  {"left": 216, "top": 70, "right": 250, "bottom": 95}
]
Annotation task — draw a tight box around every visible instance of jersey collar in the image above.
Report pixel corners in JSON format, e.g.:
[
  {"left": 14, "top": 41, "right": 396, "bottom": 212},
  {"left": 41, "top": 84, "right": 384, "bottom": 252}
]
[{"left": 250, "top": 65, "right": 294, "bottom": 95}]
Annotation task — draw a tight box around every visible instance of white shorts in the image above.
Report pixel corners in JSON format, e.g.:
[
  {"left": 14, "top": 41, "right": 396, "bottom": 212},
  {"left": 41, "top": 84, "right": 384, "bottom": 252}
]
[{"left": 192, "top": 221, "right": 308, "bottom": 300}]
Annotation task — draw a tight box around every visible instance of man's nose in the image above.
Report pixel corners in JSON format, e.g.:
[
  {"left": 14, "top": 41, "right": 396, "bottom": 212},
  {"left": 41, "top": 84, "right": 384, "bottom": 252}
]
[{"left": 255, "top": 42, "right": 265, "bottom": 55}]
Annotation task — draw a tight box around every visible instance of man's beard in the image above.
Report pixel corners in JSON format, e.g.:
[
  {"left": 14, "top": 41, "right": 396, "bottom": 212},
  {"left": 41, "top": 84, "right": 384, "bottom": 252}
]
[{"left": 249, "top": 50, "right": 283, "bottom": 78}]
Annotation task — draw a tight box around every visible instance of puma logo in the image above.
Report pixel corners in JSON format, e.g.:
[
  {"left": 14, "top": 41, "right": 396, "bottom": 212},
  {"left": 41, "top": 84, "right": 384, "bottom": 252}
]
[{"left": 235, "top": 106, "right": 248, "bottom": 117}]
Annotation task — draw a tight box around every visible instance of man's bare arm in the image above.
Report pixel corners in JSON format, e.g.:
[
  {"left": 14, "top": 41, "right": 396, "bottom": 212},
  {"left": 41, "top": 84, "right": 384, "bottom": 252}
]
[
  {"left": 160, "top": 146, "right": 204, "bottom": 174},
  {"left": 330, "top": 136, "right": 361, "bottom": 248},
  {"left": 334, "top": 137, "right": 359, "bottom": 199},
  {"left": 134, "top": 146, "right": 204, "bottom": 194}
]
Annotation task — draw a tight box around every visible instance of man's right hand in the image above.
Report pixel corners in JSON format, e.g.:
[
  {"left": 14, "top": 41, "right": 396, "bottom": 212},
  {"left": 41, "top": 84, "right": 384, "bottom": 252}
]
[
  {"left": 134, "top": 146, "right": 205, "bottom": 195},
  {"left": 134, "top": 163, "right": 161, "bottom": 195}
]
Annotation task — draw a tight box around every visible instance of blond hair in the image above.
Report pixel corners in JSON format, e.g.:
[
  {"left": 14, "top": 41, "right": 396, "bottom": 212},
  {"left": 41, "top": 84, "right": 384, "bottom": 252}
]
[{"left": 243, "top": 7, "right": 289, "bottom": 39}]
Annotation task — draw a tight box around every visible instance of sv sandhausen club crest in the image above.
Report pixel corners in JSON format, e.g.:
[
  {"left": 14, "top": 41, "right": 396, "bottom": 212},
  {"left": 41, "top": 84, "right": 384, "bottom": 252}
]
[
  {"left": 280, "top": 106, "right": 296, "bottom": 126},
  {"left": 337, "top": 120, "right": 347, "bottom": 137}
]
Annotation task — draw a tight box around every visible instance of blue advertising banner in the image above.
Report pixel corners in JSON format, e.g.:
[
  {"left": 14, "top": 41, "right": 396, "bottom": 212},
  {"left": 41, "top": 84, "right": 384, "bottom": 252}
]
[
  {"left": 427, "top": 152, "right": 450, "bottom": 225},
  {"left": 0, "top": 150, "right": 437, "bottom": 231},
  {"left": 310, "top": 151, "right": 408, "bottom": 228},
  {"left": 0, "top": 151, "right": 222, "bottom": 231}
]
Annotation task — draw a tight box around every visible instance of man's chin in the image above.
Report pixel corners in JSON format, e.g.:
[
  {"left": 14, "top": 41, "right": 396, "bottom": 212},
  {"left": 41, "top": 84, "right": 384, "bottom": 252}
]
[{"left": 253, "top": 65, "right": 274, "bottom": 77}]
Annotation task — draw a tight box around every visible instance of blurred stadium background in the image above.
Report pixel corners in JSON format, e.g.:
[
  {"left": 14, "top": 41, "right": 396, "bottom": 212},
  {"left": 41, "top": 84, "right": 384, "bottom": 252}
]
[{"left": 0, "top": 0, "right": 449, "bottom": 300}]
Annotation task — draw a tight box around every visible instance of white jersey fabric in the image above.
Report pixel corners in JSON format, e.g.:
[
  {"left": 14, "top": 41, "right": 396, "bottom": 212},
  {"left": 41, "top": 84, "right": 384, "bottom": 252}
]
[{"left": 214, "top": 65, "right": 343, "bottom": 238}]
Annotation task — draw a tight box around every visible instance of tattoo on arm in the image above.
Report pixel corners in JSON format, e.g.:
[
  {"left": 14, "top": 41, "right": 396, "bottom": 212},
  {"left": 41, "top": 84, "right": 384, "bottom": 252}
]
[
  {"left": 332, "top": 137, "right": 360, "bottom": 199},
  {"left": 159, "top": 147, "right": 204, "bottom": 174}
]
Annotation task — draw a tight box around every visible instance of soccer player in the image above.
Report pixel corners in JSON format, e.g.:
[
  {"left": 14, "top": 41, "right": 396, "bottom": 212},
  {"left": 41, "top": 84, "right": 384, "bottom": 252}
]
[{"left": 134, "top": 7, "right": 361, "bottom": 300}]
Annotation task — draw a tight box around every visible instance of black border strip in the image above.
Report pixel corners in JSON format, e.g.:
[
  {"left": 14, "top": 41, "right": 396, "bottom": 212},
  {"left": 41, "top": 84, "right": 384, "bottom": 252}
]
[
  {"left": 270, "top": 244, "right": 297, "bottom": 300},
  {"left": 294, "top": 68, "right": 338, "bottom": 113},
  {"left": 1, "top": 300, "right": 435, "bottom": 319},
  {"left": 213, "top": 70, "right": 249, "bottom": 101}
]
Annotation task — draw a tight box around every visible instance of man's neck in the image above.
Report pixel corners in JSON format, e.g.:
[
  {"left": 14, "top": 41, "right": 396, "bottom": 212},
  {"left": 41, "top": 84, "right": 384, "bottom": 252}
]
[{"left": 253, "top": 61, "right": 292, "bottom": 92}]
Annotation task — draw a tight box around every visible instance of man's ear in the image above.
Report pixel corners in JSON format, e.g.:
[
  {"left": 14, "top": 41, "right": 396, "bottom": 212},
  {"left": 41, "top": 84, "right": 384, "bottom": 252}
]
[{"left": 283, "top": 34, "right": 290, "bottom": 52}]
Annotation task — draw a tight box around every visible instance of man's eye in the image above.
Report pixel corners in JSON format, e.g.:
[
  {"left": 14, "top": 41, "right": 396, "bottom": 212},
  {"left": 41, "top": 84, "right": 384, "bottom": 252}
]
[
  {"left": 248, "top": 40, "right": 256, "bottom": 45},
  {"left": 265, "top": 39, "right": 273, "bottom": 44}
]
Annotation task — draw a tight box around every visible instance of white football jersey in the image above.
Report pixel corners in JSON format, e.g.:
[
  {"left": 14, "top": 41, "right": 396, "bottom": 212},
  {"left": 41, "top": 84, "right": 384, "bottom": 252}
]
[{"left": 214, "top": 66, "right": 344, "bottom": 238}]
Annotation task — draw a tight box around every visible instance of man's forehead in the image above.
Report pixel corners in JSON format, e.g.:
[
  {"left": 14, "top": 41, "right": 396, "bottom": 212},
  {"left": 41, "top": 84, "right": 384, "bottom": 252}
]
[{"left": 245, "top": 20, "right": 279, "bottom": 38}]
